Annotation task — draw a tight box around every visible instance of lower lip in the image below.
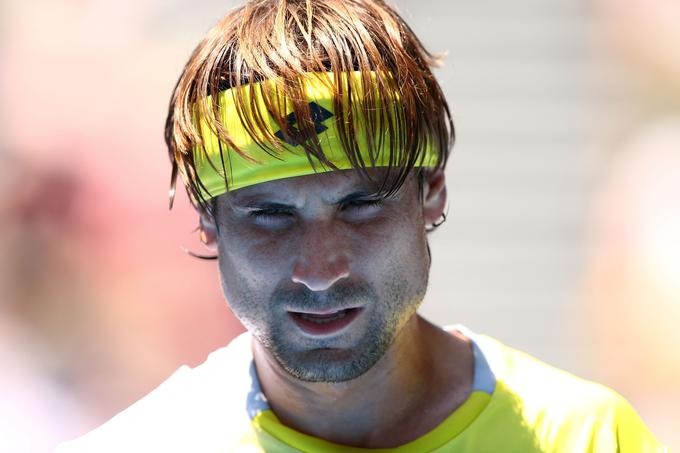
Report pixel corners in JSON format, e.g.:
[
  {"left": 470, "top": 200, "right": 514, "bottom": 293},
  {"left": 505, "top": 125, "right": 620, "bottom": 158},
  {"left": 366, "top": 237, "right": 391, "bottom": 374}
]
[{"left": 289, "top": 308, "right": 363, "bottom": 336}]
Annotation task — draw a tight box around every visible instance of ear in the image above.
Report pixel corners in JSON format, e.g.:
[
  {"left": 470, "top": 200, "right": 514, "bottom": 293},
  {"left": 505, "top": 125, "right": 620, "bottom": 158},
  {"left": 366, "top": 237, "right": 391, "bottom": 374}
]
[
  {"left": 421, "top": 169, "right": 447, "bottom": 226},
  {"left": 199, "top": 211, "right": 218, "bottom": 251}
]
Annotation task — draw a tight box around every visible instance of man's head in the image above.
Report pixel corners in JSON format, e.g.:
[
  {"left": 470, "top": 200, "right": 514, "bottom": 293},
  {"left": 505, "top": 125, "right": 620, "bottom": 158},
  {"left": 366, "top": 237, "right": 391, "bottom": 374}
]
[{"left": 164, "top": 0, "right": 454, "bottom": 382}]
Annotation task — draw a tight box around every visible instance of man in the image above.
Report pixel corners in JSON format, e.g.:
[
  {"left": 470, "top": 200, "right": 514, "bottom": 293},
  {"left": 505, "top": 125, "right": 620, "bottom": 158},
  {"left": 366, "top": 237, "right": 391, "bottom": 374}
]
[{"left": 58, "top": 0, "right": 667, "bottom": 451}]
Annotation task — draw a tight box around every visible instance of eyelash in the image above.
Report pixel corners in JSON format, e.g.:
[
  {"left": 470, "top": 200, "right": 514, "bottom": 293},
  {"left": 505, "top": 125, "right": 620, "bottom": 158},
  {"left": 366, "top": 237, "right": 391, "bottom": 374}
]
[
  {"left": 248, "top": 208, "right": 293, "bottom": 220},
  {"left": 342, "top": 198, "right": 383, "bottom": 210}
]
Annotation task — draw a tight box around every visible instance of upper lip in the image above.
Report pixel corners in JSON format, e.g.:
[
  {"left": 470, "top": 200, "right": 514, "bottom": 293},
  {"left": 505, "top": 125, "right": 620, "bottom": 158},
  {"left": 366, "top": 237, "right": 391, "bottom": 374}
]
[{"left": 287, "top": 306, "right": 363, "bottom": 315}]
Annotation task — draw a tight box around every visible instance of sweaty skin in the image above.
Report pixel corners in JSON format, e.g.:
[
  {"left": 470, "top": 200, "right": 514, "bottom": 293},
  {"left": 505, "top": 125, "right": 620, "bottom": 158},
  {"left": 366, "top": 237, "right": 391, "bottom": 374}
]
[{"left": 200, "top": 169, "right": 474, "bottom": 448}]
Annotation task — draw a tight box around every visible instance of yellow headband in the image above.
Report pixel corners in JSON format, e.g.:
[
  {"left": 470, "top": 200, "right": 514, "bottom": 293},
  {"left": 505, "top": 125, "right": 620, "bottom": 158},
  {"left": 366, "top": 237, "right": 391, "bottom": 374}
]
[{"left": 193, "top": 71, "right": 437, "bottom": 198}]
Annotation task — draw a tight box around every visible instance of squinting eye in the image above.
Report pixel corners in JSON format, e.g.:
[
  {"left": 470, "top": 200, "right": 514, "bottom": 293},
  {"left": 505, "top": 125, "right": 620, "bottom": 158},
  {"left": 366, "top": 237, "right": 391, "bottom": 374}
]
[
  {"left": 248, "top": 209, "right": 294, "bottom": 227},
  {"left": 341, "top": 199, "right": 383, "bottom": 219},
  {"left": 344, "top": 199, "right": 382, "bottom": 210}
]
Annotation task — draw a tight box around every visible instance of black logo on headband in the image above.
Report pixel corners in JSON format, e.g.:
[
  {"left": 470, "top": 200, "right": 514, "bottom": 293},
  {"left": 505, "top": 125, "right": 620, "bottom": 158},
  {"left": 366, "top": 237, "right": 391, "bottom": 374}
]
[{"left": 274, "top": 102, "right": 334, "bottom": 146}]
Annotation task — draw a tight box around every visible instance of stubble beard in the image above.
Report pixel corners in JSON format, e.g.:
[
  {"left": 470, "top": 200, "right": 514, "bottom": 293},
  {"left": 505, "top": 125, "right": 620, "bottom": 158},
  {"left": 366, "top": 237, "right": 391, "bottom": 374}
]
[{"left": 257, "top": 274, "right": 427, "bottom": 383}]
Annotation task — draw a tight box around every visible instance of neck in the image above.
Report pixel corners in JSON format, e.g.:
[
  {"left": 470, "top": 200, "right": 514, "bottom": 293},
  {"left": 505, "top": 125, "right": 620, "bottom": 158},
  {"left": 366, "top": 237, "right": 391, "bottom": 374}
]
[{"left": 252, "top": 315, "right": 473, "bottom": 448}]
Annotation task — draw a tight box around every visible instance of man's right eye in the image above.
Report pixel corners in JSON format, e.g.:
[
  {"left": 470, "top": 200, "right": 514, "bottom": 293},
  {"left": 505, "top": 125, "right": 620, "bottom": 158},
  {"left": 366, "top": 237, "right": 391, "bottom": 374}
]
[{"left": 247, "top": 208, "right": 295, "bottom": 227}]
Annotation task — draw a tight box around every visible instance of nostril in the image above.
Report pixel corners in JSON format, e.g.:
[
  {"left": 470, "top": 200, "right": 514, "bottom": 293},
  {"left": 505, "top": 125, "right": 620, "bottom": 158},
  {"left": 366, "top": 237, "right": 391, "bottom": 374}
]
[{"left": 291, "top": 257, "right": 350, "bottom": 291}]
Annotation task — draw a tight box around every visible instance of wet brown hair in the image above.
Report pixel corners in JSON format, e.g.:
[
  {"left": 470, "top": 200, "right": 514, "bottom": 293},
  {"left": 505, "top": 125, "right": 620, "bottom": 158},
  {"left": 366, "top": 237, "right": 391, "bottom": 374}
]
[{"left": 165, "top": 0, "right": 454, "bottom": 218}]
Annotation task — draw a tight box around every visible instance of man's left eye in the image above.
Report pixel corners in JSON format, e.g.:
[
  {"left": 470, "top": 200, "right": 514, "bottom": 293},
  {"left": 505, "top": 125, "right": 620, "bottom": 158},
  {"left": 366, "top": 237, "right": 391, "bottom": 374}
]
[
  {"left": 344, "top": 199, "right": 382, "bottom": 209},
  {"left": 341, "top": 199, "right": 383, "bottom": 217}
]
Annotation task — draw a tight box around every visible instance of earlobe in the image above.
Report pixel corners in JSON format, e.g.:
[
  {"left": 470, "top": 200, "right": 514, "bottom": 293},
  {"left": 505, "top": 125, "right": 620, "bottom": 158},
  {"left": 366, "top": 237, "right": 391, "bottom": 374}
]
[
  {"left": 422, "top": 169, "right": 447, "bottom": 226},
  {"left": 199, "top": 214, "right": 218, "bottom": 251}
]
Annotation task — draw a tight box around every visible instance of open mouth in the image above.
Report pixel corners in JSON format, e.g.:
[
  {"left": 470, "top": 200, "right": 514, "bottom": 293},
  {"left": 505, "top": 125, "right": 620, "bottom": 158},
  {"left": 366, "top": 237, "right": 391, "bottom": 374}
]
[{"left": 289, "top": 307, "right": 363, "bottom": 336}]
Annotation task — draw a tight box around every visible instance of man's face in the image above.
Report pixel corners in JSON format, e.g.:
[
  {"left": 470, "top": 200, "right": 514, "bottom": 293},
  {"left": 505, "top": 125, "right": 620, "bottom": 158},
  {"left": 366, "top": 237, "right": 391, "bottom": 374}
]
[{"left": 210, "top": 169, "right": 436, "bottom": 382}]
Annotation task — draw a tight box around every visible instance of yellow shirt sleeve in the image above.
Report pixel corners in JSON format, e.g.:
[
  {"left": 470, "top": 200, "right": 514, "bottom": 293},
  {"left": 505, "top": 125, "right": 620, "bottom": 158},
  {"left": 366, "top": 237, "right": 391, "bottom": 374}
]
[{"left": 613, "top": 395, "right": 669, "bottom": 453}]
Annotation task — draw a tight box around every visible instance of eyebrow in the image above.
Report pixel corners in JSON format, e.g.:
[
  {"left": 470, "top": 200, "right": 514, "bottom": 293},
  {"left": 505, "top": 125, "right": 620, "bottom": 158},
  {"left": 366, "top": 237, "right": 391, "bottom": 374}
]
[
  {"left": 335, "top": 190, "right": 383, "bottom": 205},
  {"left": 232, "top": 190, "right": 384, "bottom": 209}
]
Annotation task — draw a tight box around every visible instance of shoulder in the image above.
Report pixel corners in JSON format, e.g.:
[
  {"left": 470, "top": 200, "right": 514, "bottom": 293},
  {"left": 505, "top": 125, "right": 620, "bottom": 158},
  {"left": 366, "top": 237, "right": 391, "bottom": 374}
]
[
  {"left": 473, "top": 333, "right": 667, "bottom": 452},
  {"left": 55, "top": 332, "right": 255, "bottom": 453}
]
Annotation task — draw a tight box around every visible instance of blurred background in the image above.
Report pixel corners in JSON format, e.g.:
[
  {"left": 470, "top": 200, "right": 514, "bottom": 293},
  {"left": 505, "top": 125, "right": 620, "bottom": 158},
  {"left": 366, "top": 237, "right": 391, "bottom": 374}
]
[{"left": 0, "top": 0, "right": 677, "bottom": 450}]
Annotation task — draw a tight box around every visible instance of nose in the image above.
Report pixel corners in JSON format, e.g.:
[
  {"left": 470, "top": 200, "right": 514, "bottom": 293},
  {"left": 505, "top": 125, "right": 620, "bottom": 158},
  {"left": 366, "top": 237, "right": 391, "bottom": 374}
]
[{"left": 291, "top": 224, "right": 350, "bottom": 292}]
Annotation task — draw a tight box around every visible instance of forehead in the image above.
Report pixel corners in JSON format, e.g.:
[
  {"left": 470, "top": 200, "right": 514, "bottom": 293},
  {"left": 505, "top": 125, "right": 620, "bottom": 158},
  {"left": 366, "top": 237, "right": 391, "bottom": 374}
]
[{"left": 221, "top": 168, "right": 410, "bottom": 204}]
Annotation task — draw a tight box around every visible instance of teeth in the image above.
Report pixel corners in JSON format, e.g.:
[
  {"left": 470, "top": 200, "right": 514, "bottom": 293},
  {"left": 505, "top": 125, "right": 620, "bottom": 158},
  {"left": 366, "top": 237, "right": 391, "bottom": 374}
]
[{"left": 299, "top": 310, "right": 347, "bottom": 323}]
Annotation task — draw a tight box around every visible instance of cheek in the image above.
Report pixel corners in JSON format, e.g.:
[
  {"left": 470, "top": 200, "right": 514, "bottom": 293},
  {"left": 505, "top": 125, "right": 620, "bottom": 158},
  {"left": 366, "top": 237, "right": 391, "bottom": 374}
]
[
  {"left": 216, "top": 230, "right": 291, "bottom": 306},
  {"left": 350, "top": 214, "right": 429, "bottom": 280}
]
